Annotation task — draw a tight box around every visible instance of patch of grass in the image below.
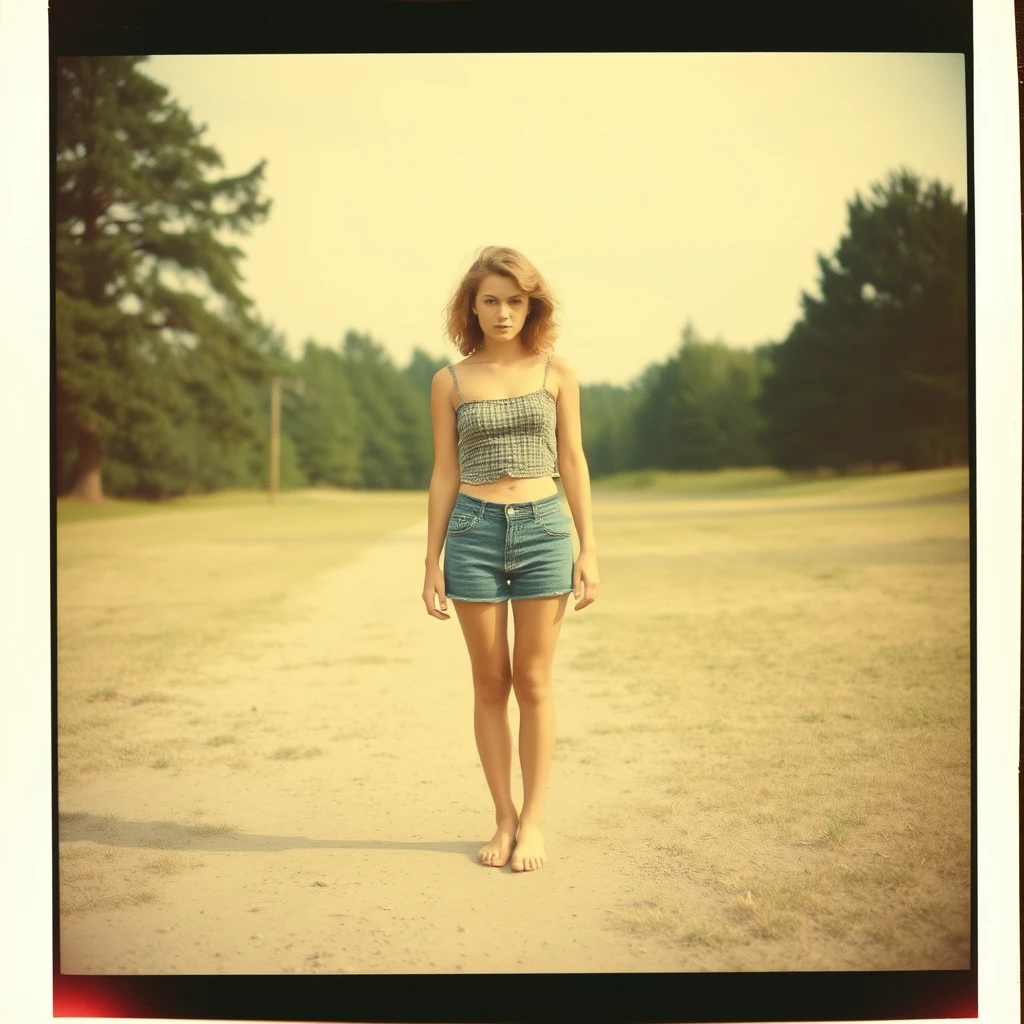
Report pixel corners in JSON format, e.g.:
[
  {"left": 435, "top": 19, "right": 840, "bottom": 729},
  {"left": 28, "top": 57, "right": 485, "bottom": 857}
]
[
  {"left": 184, "top": 821, "right": 240, "bottom": 839},
  {"left": 796, "top": 711, "right": 826, "bottom": 724},
  {"left": 616, "top": 900, "right": 681, "bottom": 937},
  {"left": 269, "top": 745, "right": 323, "bottom": 760},
  {"left": 207, "top": 733, "right": 238, "bottom": 747},
  {"left": 594, "top": 466, "right": 792, "bottom": 494},
  {"left": 57, "top": 496, "right": 180, "bottom": 524},
  {"left": 87, "top": 686, "right": 120, "bottom": 703},
  {"left": 731, "top": 890, "right": 801, "bottom": 938},
  {"left": 131, "top": 691, "right": 173, "bottom": 705},
  {"left": 615, "top": 899, "right": 742, "bottom": 951},
  {"left": 142, "top": 853, "right": 204, "bottom": 876},
  {"left": 823, "top": 820, "right": 849, "bottom": 846},
  {"left": 150, "top": 756, "right": 174, "bottom": 770},
  {"left": 61, "top": 712, "right": 116, "bottom": 736},
  {"left": 62, "top": 885, "right": 159, "bottom": 915},
  {"left": 674, "top": 923, "right": 732, "bottom": 949}
]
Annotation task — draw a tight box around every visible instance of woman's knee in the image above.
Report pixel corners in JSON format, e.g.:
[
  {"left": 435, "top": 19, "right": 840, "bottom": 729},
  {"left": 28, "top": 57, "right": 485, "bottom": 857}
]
[
  {"left": 512, "top": 669, "right": 551, "bottom": 706},
  {"left": 473, "top": 670, "right": 512, "bottom": 704}
]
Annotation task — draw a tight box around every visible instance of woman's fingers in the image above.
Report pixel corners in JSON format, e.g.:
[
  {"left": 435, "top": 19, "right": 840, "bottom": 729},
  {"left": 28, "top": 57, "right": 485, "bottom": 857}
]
[
  {"left": 423, "top": 588, "right": 450, "bottom": 619},
  {"left": 573, "top": 575, "right": 598, "bottom": 610}
]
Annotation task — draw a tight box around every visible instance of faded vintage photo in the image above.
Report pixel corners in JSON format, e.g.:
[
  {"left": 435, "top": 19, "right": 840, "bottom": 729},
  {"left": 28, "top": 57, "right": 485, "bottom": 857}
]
[{"left": 54, "top": 51, "right": 971, "bottom": 977}]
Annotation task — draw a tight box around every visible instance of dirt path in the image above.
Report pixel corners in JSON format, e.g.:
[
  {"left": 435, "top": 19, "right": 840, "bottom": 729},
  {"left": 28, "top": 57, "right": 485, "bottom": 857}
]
[{"left": 59, "top": 515, "right": 700, "bottom": 975}]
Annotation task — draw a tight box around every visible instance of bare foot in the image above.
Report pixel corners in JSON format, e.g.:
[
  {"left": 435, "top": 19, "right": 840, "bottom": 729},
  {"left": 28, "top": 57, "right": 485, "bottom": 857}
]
[
  {"left": 478, "top": 817, "right": 518, "bottom": 868},
  {"left": 511, "top": 822, "right": 547, "bottom": 872}
]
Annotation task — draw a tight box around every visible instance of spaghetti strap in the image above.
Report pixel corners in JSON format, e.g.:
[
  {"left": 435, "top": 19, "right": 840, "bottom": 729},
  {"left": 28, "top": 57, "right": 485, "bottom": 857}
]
[
  {"left": 447, "top": 363, "right": 463, "bottom": 405},
  {"left": 542, "top": 352, "right": 553, "bottom": 388}
]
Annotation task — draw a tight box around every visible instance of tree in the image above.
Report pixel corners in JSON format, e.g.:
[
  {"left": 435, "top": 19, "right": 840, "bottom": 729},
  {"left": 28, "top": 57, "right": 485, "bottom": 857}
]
[
  {"left": 284, "top": 332, "right": 435, "bottom": 491},
  {"left": 340, "top": 331, "right": 433, "bottom": 489},
  {"left": 632, "top": 323, "right": 769, "bottom": 471},
  {"left": 578, "top": 381, "right": 646, "bottom": 478},
  {"left": 760, "top": 168, "right": 968, "bottom": 471},
  {"left": 55, "top": 56, "right": 273, "bottom": 499},
  {"left": 288, "top": 340, "right": 363, "bottom": 488},
  {"left": 403, "top": 347, "right": 451, "bottom": 402}
]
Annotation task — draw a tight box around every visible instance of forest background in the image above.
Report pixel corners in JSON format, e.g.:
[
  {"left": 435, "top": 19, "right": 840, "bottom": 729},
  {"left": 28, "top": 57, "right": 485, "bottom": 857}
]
[{"left": 55, "top": 56, "right": 968, "bottom": 501}]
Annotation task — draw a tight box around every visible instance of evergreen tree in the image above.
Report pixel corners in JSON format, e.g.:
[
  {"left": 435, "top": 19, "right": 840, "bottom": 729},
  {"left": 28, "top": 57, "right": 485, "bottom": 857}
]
[
  {"left": 340, "top": 331, "right": 412, "bottom": 489},
  {"left": 578, "top": 382, "right": 646, "bottom": 478},
  {"left": 282, "top": 333, "right": 437, "bottom": 492},
  {"left": 288, "top": 341, "right": 363, "bottom": 488},
  {"left": 404, "top": 347, "right": 452, "bottom": 402},
  {"left": 633, "top": 323, "right": 769, "bottom": 470},
  {"left": 760, "top": 168, "right": 968, "bottom": 471},
  {"left": 55, "top": 56, "right": 273, "bottom": 498}
]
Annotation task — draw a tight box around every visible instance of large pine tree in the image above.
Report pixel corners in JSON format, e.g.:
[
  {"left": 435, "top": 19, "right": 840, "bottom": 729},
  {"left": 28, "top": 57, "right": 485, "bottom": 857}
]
[
  {"left": 55, "top": 56, "right": 275, "bottom": 499},
  {"left": 760, "top": 168, "right": 968, "bottom": 472}
]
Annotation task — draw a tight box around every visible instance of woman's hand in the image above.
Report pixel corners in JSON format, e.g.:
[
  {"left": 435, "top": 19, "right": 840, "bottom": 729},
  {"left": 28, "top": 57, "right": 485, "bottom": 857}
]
[
  {"left": 572, "top": 550, "right": 600, "bottom": 611},
  {"left": 422, "top": 564, "right": 450, "bottom": 620}
]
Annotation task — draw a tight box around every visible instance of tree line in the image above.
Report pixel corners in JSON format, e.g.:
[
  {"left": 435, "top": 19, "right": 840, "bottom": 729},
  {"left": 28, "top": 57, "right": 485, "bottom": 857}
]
[{"left": 55, "top": 57, "right": 969, "bottom": 500}]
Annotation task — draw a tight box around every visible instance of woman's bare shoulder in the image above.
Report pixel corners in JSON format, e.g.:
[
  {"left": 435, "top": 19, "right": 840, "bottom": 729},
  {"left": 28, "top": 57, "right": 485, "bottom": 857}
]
[{"left": 548, "top": 351, "right": 577, "bottom": 382}]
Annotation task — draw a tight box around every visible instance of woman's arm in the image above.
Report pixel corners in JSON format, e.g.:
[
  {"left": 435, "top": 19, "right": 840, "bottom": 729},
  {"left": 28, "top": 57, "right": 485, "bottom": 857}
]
[
  {"left": 425, "top": 368, "right": 462, "bottom": 569},
  {"left": 553, "top": 356, "right": 600, "bottom": 609}
]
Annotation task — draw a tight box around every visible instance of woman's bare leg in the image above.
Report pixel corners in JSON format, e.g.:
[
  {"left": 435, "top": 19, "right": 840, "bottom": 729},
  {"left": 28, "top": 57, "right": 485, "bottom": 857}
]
[
  {"left": 451, "top": 598, "right": 517, "bottom": 866},
  {"left": 510, "top": 592, "right": 569, "bottom": 872}
]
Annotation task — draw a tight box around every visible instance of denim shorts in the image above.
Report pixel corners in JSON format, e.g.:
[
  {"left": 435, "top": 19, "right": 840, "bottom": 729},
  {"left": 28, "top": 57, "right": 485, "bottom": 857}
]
[{"left": 443, "top": 492, "right": 575, "bottom": 603}]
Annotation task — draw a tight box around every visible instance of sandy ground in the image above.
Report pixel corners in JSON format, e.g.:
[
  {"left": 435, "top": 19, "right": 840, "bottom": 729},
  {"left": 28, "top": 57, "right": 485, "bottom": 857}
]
[{"left": 59, "top": 514, "right": 704, "bottom": 975}]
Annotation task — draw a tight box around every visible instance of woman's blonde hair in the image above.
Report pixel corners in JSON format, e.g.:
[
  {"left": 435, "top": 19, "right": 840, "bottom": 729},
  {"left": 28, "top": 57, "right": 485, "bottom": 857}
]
[{"left": 443, "top": 246, "right": 559, "bottom": 357}]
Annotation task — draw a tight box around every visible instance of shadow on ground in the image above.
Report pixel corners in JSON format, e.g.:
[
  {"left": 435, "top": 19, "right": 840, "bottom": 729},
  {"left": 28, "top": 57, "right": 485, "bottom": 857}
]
[{"left": 58, "top": 812, "right": 480, "bottom": 862}]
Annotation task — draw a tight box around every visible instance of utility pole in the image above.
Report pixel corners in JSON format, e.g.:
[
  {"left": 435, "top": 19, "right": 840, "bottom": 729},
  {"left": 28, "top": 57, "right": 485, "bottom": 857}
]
[{"left": 269, "top": 375, "right": 305, "bottom": 504}]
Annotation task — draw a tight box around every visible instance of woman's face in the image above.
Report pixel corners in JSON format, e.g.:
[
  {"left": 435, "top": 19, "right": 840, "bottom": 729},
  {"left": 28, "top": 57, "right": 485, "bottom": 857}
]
[{"left": 472, "top": 274, "right": 530, "bottom": 345}]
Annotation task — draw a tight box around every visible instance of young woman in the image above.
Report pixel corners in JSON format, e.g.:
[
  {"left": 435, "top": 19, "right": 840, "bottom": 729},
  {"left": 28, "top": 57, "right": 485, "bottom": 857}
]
[{"left": 421, "top": 245, "right": 600, "bottom": 873}]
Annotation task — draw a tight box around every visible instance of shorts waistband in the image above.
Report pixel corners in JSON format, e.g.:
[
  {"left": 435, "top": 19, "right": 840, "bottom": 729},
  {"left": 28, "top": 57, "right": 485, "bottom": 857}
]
[{"left": 454, "top": 491, "right": 563, "bottom": 520}]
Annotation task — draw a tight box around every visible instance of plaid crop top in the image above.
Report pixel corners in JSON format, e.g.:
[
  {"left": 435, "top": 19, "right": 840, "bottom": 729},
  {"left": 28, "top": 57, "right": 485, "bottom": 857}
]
[{"left": 447, "top": 353, "right": 559, "bottom": 484}]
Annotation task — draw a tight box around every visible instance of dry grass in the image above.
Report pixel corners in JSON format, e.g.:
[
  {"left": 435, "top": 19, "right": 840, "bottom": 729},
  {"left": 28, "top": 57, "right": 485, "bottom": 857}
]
[
  {"left": 56, "top": 488, "right": 425, "bottom": 791},
  {"left": 58, "top": 839, "right": 208, "bottom": 917},
  {"left": 578, "top": 467, "right": 971, "bottom": 969},
  {"left": 269, "top": 745, "right": 323, "bottom": 760},
  {"left": 182, "top": 821, "right": 240, "bottom": 839},
  {"left": 56, "top": 488, "right": 426, "bottom": 928},
  {"left": 55, "top": 470, "right": 970, "bottom": 968}
]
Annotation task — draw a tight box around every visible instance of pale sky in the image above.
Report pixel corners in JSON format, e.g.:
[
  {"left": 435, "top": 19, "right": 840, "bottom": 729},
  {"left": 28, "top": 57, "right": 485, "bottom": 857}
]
[{"left": 145, "top": 52, "right": 965, "bottom": 386}]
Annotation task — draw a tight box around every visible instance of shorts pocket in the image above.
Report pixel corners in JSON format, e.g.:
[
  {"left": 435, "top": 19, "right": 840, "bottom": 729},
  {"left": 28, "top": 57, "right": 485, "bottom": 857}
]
[
  {"left": 538, "top": 508, "right": 571, "bottom": 538},
  {"left": 447, "top": 511, "right": 479, "bottom": 535}
]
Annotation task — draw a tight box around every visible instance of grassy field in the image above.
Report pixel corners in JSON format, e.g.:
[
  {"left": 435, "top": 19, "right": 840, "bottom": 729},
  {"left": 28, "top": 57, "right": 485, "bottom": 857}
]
[
  {"left": 575, "top": 465, "right": 971, "bottom": 966},
  {"left": 56, "top": 467, "right": 971, "bottom": 969},
  {"left": 56, "top": 488, "right": 426, "bottom": 791}
]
